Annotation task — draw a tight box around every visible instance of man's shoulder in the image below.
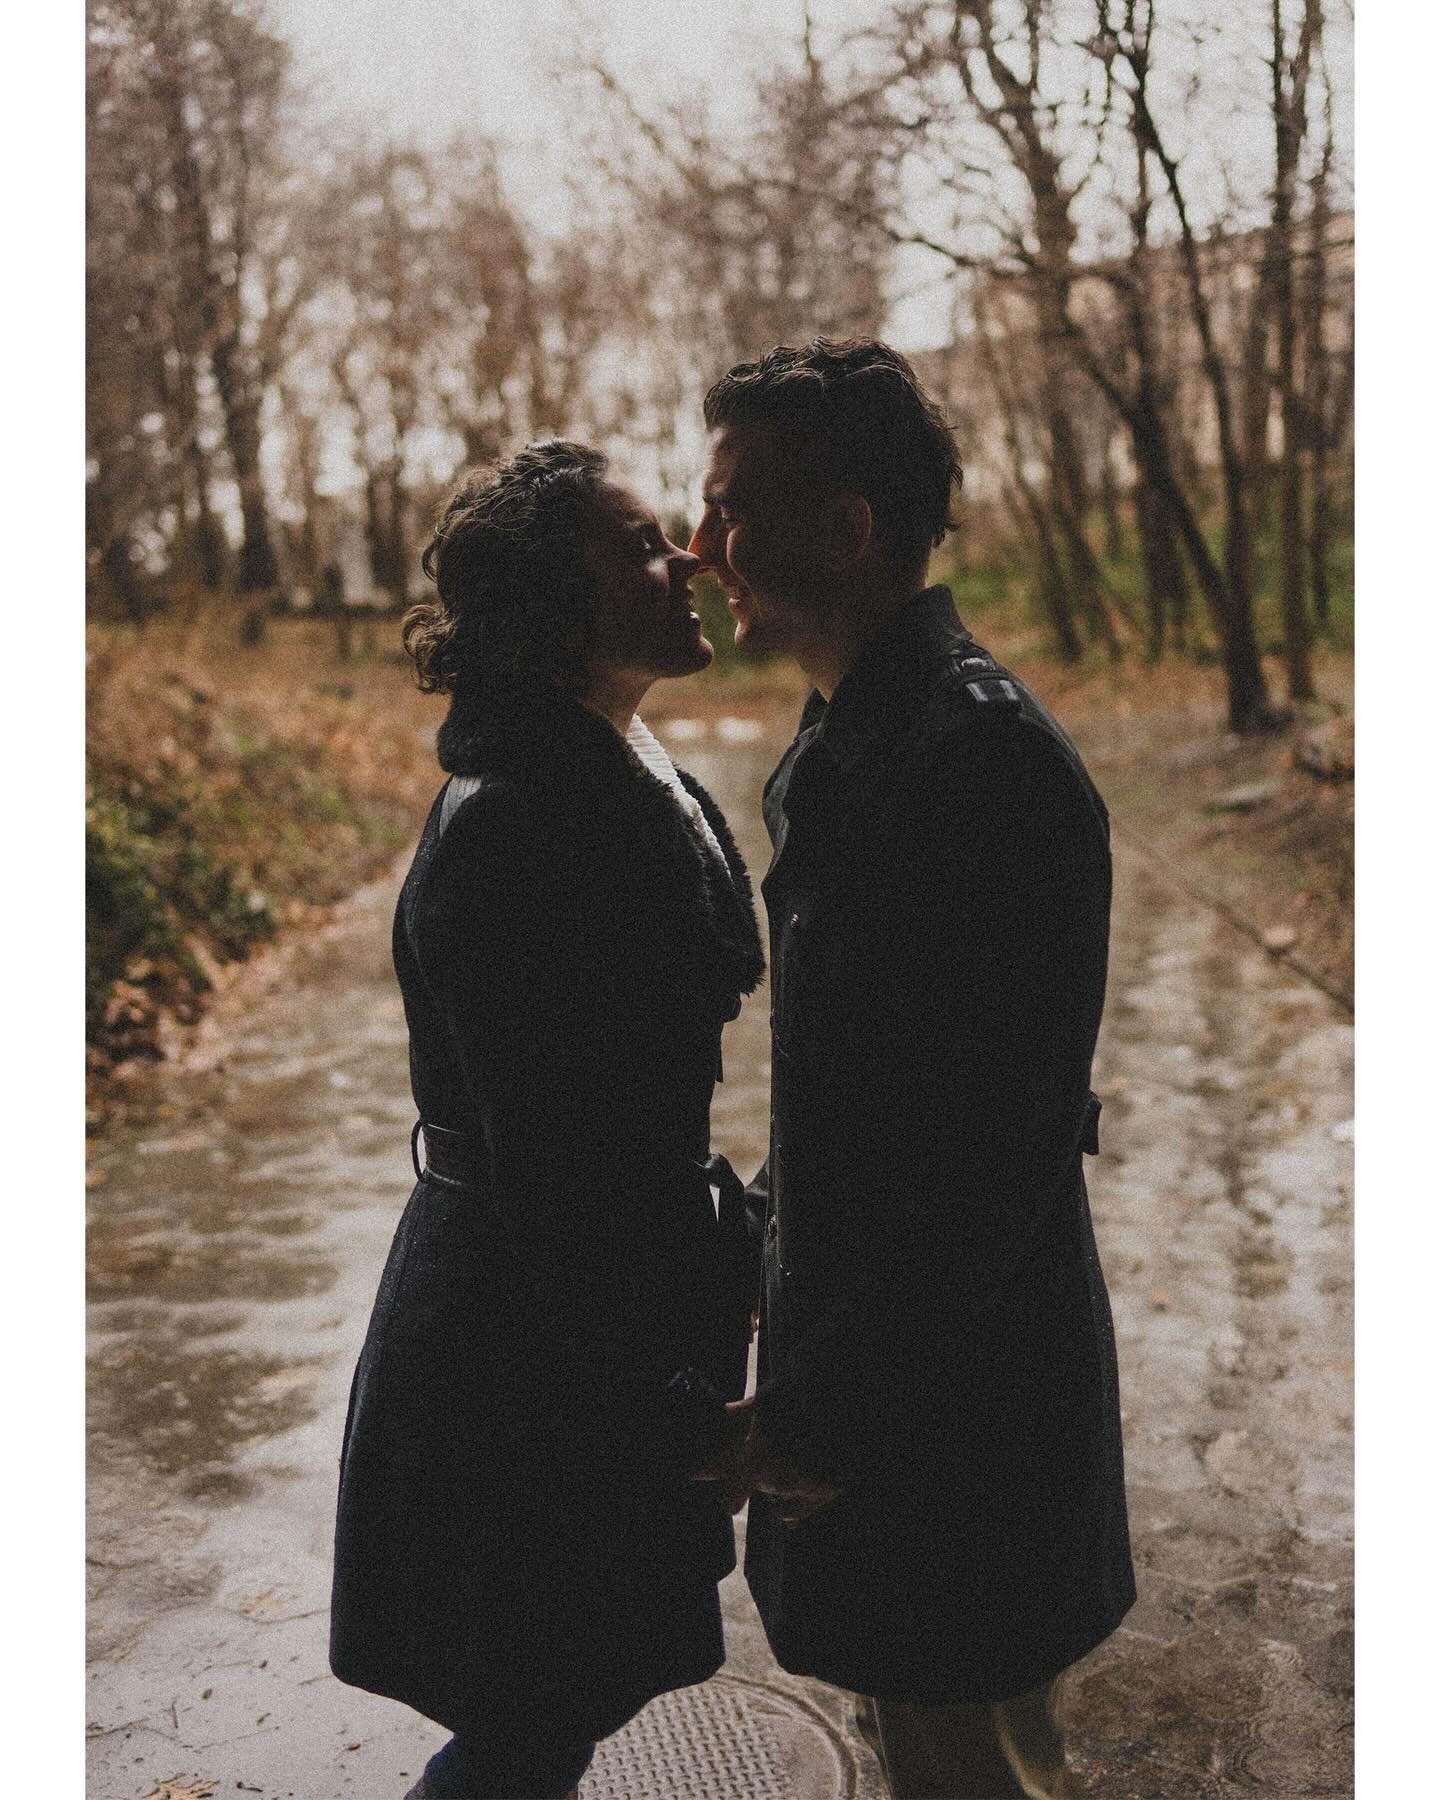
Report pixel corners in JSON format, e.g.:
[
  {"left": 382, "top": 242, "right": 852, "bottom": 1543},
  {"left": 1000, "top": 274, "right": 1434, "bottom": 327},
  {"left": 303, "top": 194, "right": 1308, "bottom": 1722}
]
[
  {"left": 911, "top": 640, "right": 1109, "bottom": 829},
  {"left": 914, "top": 635, "right": 1056, "bottom": 747}
]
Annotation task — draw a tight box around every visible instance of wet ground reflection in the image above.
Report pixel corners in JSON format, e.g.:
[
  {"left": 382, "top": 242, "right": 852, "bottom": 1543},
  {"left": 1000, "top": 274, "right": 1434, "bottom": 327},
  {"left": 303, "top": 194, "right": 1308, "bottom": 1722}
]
[{"left": 86, "top": 708, "right": 1353, "bottom": 1798}]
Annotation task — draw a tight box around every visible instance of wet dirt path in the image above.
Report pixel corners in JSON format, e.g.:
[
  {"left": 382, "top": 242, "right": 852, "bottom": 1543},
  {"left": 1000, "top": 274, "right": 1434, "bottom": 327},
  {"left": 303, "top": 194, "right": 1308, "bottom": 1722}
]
[{"left": 87, "top": 717, "right": 1352, "bottom": 1799}]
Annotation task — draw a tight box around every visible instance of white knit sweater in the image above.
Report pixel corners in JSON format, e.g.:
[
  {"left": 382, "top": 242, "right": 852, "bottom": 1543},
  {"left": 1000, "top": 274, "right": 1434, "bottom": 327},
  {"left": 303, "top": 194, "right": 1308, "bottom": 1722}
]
[{"left": 625, "top": 716, "right": 730, "bottom": 874}]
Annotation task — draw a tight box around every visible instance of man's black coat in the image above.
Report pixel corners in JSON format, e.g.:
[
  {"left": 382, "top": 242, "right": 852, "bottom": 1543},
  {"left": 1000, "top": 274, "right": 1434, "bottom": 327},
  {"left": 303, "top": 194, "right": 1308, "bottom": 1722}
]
[
  {"left": 329, "top": 687, "right": 764, "bottom": 1738},
  {"left": 745, "top": 586, "right": 1136, "bottom": 1703}
]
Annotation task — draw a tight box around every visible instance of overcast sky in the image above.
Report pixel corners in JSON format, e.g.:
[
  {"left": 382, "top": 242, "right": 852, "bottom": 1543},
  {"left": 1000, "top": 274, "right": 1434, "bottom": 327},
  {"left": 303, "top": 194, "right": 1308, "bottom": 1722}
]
[
  {"left": 272, "top": 0, "right": 825, "bottom": 201},
  {"left": 270, "top": 0, "right": 1353, "bottom": 356},
  {"left": 269, "top": 0, "right": 972, "bottom": 347}
]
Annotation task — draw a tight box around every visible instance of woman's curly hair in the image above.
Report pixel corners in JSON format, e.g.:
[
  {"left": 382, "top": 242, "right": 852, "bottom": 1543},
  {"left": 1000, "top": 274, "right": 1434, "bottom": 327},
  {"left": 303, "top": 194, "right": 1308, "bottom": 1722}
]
[{"left": 402, "top": 440, "right": 610, "bottom": 698}]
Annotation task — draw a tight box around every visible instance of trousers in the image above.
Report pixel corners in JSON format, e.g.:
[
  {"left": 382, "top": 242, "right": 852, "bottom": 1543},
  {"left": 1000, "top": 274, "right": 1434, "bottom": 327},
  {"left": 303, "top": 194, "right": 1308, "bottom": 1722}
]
[
  {"left": 404, "top": 1725, "right": 595, "bottom": 1799},
  {"left": 853, "top": 1678, "right": 1069, "bottom": 1799}
]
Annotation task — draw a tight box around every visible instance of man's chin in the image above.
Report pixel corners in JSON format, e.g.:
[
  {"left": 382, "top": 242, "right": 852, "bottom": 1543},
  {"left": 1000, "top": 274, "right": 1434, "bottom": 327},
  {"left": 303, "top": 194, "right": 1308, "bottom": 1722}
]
[{"left": 730, "top": 611, "right": 763, "bottom": 655}]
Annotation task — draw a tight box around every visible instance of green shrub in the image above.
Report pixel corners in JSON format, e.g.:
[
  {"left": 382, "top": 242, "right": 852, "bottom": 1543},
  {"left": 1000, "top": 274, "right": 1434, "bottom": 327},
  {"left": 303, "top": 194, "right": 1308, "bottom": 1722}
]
[{"left": 85, "top": 792, "right": 180, "bottom": 1035}]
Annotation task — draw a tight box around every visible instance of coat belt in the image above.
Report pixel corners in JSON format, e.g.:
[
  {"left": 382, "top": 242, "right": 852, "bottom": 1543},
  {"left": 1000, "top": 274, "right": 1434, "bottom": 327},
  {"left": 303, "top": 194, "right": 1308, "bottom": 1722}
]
[{"left": 411, "top": 1119, "right": 746, "bottom": 1217}]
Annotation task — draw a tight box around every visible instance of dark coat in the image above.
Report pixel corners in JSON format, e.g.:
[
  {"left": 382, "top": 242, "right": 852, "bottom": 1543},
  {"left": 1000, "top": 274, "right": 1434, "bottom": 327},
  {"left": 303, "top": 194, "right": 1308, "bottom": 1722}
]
[
  {"left": 745, "top": 586, "right": 1136, "bottom": 1704},
  {"left": 329, "top": 686, "right": 764, "bottom": 1738}
]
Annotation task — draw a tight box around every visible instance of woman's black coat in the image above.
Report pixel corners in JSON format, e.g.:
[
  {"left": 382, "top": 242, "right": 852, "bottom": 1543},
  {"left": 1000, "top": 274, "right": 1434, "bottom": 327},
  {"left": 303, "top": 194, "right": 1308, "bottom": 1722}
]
[{"left": 329, "top": 687, "right": 764, "bottom": 1739}]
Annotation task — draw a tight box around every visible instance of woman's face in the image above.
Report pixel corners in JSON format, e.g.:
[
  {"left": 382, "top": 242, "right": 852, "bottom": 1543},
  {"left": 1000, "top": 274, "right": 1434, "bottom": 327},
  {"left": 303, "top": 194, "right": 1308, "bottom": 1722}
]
[{"left": 582, "top": 482, "right": 713, "bottom": 687}]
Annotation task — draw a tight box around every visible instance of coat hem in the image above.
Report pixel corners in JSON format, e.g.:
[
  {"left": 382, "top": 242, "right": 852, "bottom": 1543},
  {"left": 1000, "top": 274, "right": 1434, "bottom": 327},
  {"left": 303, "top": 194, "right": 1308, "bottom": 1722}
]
[
  {"left": 755, "top": 1589, "right": 1136, "bottom": 1706},
  {"left": 329, "top": 1643, "right": 728, "bottom": 1742}
]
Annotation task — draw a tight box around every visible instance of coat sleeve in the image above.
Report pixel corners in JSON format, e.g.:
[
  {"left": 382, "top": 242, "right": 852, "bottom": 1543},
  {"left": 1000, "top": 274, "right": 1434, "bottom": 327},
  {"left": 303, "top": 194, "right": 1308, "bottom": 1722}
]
[
  {"left": 412, "top": 786, "right": 731, "bottom": 1472},
  {"left": 753, "top": 720, "right": 1111, "bottom": 1483}
]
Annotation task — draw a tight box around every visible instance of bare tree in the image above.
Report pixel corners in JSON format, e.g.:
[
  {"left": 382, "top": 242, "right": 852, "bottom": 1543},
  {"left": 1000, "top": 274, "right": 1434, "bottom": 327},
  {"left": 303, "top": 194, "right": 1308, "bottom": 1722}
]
[
  {"left": 87, "top": 0, "right": 313, "bottom": 629},
  {"left": 1265, "top": 0, "right": 1322, "bottom": 701},
  {"left": 311, "top": 143, "right": 454, "bottom": 608},
  {"left": 1301, "top": 45, "right": 1351, "bottom": 632},
  {"left": 571, "top": 8, "right": 897, "bottom": 392},
  {"left": 146, "top": 0, "right": 297, "bottom": 597},
  {"left": 972, "top": 280, "right": 1086, "bottom": 661}
]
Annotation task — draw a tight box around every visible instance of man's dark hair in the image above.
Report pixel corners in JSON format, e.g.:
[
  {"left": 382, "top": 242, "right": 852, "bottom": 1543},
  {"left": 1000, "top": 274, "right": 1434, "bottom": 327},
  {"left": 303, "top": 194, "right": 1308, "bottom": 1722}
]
[
  {"left": 402, "top": 440, "right": 609, "bottom": 697},
  {"left": 702, "top": 338, "right": 962, "bottom": 576}
]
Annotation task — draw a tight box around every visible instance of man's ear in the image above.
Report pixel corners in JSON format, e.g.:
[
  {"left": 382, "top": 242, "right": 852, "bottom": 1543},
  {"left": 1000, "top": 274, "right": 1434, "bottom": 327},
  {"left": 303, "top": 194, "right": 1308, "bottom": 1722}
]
[{"left": 825, "top": 492, "right": 873, "bottom": 567}]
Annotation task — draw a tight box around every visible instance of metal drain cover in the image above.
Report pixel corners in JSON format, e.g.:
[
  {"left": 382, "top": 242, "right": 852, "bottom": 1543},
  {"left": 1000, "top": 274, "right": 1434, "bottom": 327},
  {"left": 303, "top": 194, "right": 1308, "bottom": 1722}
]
[{"left": 582, "top": 1673, "right": 859, "bottom": 1800}]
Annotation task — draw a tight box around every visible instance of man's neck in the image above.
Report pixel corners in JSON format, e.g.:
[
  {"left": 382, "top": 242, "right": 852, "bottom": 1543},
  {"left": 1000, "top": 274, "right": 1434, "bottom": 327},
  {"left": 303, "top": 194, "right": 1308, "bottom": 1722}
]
[{"left": 794, "top": 579, "right": 926, "bottom": 701}]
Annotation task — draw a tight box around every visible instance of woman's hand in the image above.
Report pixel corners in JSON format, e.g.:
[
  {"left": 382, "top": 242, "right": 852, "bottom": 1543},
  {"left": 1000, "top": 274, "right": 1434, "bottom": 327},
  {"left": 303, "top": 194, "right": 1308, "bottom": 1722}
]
[{"left": 693, "top": 1395, "right": 842, "bottom": 1523}]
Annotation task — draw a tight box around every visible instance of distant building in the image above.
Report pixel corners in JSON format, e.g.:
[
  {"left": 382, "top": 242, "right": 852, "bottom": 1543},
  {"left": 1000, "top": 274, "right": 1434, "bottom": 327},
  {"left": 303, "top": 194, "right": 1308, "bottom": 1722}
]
[{"left": 909, "top": 212, "right": 1353, "bottom": 514}]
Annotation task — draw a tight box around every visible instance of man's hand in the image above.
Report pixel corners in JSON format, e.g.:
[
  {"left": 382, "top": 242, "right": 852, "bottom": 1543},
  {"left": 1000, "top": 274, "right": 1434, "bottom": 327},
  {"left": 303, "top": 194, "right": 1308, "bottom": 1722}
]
[{"left": 693, "top": 1395, "right": 842, "bottom": 1524}]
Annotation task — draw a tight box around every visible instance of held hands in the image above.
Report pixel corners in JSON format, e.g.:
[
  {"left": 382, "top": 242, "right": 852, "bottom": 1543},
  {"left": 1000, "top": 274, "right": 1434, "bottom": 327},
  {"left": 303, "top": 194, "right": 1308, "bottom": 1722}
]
[{"left": 693, "top": 1395, "right": 842, "bottom": 1525}]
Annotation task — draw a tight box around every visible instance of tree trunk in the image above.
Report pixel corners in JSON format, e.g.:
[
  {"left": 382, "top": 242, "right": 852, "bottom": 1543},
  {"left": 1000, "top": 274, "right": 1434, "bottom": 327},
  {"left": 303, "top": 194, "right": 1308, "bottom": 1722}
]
[
  {"left": 183, "top": 440, "right": 229, "bottom": 592},
  {"left": 1058, "top": 284, "right": 1277, "bottom": 731},
  {"left": 1308, "top": 476, "right": 1331, "bottom": 628},
  {"left": 1129, "top": 390, "right": 1276, "bottom": 732},
  {"left": 1240, "top": 255, "right": 1275, "bottom": 536},
  {"left": 1049, "top": 400, "right": 1123, "bottom": 661},
  {"left": 212, "top": 332, "right": 280, "bottom": 595},
  {"left": 101, "top": 534, "right": 150, "bottom": 624},
  {"left": 1303, "top": 55, "right": 1342, "bottom": 635},
  {"left": 1269, "top": 0, "right": 1317, "bottom": 703},
  {"left": 1099, "top": 439, "right": 1125, "bottom": 562},
  {"left": 1023, "top": 491, "right": 1084, "bottom": 664},
  {"left": 1129, "top": 79, "right": 1270, "bottom": 720},
  {"left": 1136, "top": 481, "right": 1190, "bottom": 661}
]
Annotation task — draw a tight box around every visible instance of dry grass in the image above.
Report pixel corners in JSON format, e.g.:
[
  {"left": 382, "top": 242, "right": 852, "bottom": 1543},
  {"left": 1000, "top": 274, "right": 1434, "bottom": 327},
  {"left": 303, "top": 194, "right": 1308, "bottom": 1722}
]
[{"left": 86, "top": 614, "right": 446, "bottom": 1120}]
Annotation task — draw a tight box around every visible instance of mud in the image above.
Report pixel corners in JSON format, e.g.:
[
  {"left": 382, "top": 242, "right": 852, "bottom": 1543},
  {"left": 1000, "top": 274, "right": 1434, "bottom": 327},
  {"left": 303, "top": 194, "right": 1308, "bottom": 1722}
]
[{"left": 86, "top": 714, "right": 1352, "bottom": 1798}]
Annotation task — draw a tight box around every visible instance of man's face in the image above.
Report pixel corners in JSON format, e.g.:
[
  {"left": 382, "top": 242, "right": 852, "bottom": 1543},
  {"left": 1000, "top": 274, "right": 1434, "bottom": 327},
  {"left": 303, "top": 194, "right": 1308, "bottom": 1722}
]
[
  {"left": 688, "top": 424, "right": 831, "bottom": 657},
  {"left": 584, "top": 481, "right": 713, "bottom": 683}
]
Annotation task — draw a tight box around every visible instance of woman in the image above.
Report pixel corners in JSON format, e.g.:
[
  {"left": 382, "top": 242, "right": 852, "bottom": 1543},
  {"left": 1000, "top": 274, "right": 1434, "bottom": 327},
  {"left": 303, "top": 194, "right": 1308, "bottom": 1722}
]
[{"left": 329, "top": 442, "right": 765, "bottom": 1799}]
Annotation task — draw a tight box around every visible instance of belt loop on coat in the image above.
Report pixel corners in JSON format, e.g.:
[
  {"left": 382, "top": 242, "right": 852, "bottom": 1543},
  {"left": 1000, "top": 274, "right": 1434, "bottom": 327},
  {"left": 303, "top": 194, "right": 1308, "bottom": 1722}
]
[
  {"left": 1082, "top": 1092, "right": 1103, "bottom": 1156},
  {"left": 698, "top": 1151, "right": 745, "bottom": 1225},
  {"left": 410, "top": 1117, "right": 424, "bottom": 1181}
]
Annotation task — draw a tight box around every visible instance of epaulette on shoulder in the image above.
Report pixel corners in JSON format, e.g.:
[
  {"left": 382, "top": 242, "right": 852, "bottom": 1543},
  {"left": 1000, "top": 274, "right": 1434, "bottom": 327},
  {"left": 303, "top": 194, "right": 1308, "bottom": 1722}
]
[{"left": 945, "top": 647, "right": 1024, "bottom": 710}]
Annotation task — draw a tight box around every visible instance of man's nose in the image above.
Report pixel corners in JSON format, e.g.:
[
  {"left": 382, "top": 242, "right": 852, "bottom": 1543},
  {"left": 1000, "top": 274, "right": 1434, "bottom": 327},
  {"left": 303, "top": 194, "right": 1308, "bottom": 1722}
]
[{"left": 687, "top": 514, "right": 717, "bottom": 568}]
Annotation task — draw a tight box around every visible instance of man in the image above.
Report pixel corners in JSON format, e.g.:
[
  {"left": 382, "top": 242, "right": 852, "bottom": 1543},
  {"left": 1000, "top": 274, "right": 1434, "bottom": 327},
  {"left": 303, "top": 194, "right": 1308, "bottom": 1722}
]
[{"left": 689, "top": 340, "right": 1135, "bottom": 1800}]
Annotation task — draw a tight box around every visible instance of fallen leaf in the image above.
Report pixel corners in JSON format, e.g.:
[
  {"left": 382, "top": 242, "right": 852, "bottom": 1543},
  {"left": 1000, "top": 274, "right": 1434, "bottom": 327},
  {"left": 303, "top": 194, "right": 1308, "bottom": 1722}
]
[
  {"left": 236, "top": 1586, "right": 281, "bottom": 1617},
  {"left": 144, "top": 1780, "right": 217, "bottom": 1800},
  {"left": 1148, "top": 1288, "right": 1173, "bottom": 1311}
]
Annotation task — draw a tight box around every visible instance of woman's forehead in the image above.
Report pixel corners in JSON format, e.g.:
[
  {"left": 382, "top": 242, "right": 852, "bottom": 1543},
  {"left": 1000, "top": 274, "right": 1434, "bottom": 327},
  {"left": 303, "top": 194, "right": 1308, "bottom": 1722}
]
[{"left": 593, "top": 480, "right": 657, "bottom": 531}]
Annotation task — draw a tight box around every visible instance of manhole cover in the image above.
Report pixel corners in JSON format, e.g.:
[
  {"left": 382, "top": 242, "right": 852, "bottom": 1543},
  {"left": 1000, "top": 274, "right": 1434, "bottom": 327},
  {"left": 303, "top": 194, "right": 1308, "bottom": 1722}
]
[{"left": 582, "top": 1673, "right": 861, "bottom": 1800}]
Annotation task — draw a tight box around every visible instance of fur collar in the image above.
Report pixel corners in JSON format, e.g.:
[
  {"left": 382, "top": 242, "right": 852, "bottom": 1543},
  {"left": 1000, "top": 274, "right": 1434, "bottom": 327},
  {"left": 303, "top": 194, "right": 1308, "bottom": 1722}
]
[{"left": 435, "top": 682, "right": 764, "bottom": 1006}]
